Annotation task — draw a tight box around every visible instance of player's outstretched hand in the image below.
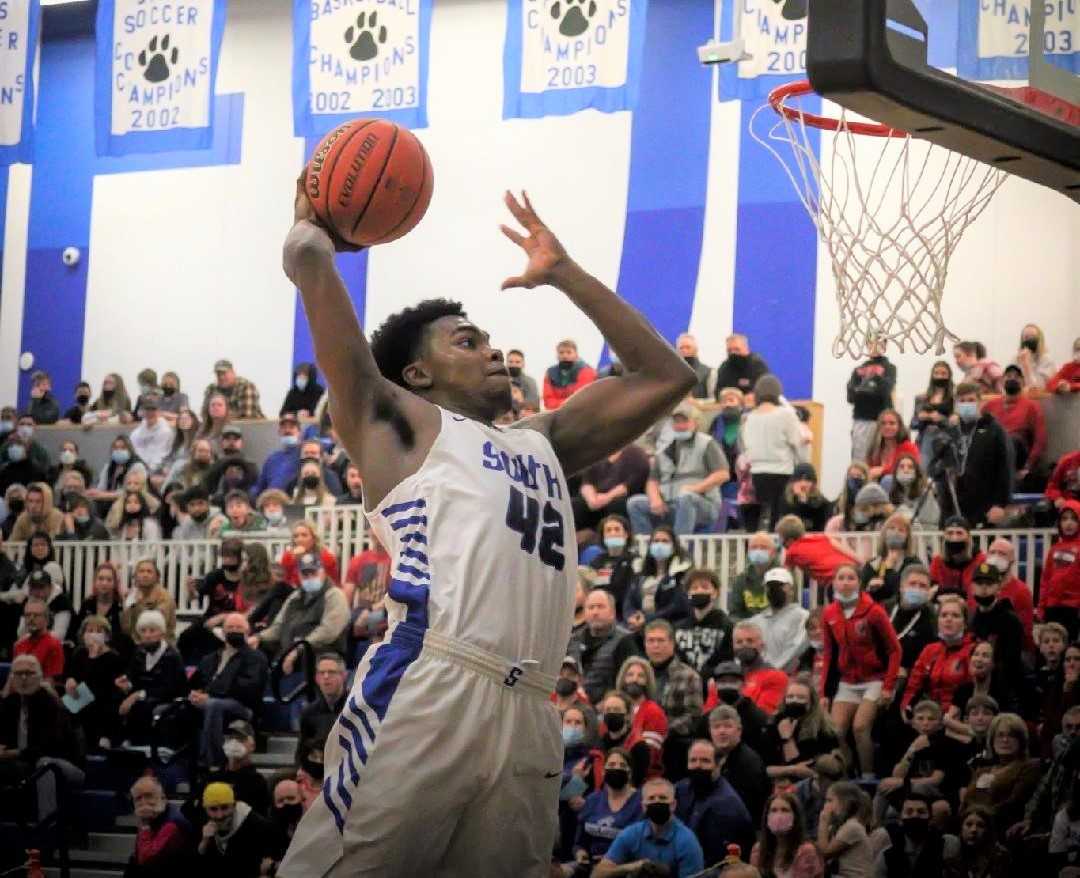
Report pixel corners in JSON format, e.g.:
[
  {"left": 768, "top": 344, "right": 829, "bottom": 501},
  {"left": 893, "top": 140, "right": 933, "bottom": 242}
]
[
  {"left": 499, "top": 190, "right": 571, "bottom": 290},
  {"left": 290, "top": 172, "right": 365, "bottom": 253}
]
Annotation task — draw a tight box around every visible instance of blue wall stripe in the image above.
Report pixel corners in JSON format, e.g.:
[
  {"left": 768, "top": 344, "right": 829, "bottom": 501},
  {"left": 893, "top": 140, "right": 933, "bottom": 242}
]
[
  {"left": 292, "top": 137, "right": 370, "bottom": 371},
  {"left": 731, "top": 99, "right": 819, "bottom": 400},
  {"left": 606, "top": 0, "right": 713, "bottom": 365},
  {"left": 16, "top": 35, "right": 243, "bottom": 411},
  {"left": 0, "top": 166, "right": 8, "bottom": 319}
]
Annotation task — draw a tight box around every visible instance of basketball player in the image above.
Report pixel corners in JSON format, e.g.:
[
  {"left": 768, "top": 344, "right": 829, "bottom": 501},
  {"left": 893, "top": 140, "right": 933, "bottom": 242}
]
[{"left": 278, "top": 181, "right": 695, "bottom": 877}]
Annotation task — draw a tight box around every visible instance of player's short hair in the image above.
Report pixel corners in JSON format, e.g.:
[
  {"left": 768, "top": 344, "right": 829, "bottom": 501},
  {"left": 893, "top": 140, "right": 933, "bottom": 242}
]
[{"left": 369, "top": 298, "right": 467, "bottom": 388}]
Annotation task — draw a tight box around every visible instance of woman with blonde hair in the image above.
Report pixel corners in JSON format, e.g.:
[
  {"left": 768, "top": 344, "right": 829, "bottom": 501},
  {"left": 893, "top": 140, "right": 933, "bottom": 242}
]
[
  {"left": 89, "top": 372, "right": 133, "bottom": 423},
  {"left": 612, "top": 657, "right": 668, "bottom": 781},
  {"left": 279, "top": 520, "right": 340, "bottom": 587},
  {"left": 291, "top": 457, "right": 337, "bottom": 511},
  {"left": 858, "top": 513, "right": 921, "bottom": 604},
  {"left": 1016, "top": 322, "right": 1056, "bottom": 390},
  {"left": 962, "top": 712, "right": 1041, "bottom": 833},
  {"left": 197, "top": 392, "right": 232, "bottom": 450}
]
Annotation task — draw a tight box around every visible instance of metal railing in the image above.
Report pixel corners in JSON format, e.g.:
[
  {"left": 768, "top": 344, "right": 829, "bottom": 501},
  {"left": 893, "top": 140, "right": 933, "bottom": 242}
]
[{"left": 0, "top": 504, "right": 1054, "bottom": 614}]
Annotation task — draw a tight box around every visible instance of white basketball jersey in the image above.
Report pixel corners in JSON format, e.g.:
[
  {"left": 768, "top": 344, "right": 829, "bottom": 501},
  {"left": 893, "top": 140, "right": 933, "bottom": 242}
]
[{"left": 364, "top": 408, "right": 578, "bottom": 677}]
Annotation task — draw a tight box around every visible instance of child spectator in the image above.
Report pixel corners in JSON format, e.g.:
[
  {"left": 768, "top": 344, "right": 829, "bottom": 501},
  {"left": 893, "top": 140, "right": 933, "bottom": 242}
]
[
  {"left": 1039, "top": 500, "right": 1080, "bottom": 640},
  {"left": 778, "top": 514, "right": 859, "bottom": 588},
  {"left": 1047, "top": 336, "right": 1080, "bottom": 395}
]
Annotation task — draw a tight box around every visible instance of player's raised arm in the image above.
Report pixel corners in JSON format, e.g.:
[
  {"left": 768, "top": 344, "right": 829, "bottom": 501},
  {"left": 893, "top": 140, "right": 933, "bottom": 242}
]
[
  {"left": 282, "top": 178, "right": 439, "bottom": 504},
  {"left": 502, "top": 191, "right": 696, "bottom": 475}
]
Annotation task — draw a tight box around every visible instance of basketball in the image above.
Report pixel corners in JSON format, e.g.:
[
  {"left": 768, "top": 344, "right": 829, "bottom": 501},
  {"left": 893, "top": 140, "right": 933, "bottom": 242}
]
[{"left": 305, "top": 118, "right": 434, "bottom": 247}]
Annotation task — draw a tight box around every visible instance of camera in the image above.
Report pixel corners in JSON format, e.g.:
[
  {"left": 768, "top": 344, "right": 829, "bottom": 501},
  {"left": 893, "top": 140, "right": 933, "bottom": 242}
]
[{"left": 62, "top": 246, "right": 81, "bottom": 267}]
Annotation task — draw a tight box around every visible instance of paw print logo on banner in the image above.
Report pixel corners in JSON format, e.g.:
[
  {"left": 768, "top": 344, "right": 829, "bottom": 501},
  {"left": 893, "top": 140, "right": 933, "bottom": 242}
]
[
  {"left": 771, "top": 0, "right": 808, "bottom": 21},
  {"left": 345, "top": 11, "right": 388, "bottom": 62},
  {"left": 138, "top": 34, "right": 179, "bottom": 84},
  {"left": 551, "top": 0, "right": 597, "bottom": 38}
]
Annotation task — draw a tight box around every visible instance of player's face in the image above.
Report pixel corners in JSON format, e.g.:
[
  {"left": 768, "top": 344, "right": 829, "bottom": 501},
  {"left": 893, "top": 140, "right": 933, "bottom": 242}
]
[{"left": 420, "top": 317, "right": 511, "bottom": 419}]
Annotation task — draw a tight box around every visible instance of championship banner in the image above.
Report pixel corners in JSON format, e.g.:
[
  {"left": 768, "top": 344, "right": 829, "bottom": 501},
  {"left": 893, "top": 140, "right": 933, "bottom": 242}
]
[
  {"left": 292, "top": 0, "right": 432, "bottom": 137},
  {"left": 95, "top": 0, "right": 228, "bottom": 157},
  {"left": 958, "top": 0, "right": 1079, "bottom": 81},
  {"left": 502, "top": 0, "right": 649, "bottom": 119},
  {"left": 717, "top": 0, "right": 809, "bottom": 102},
  {"left": 0, "top": 1, "right": 40, "bottom": 165}
]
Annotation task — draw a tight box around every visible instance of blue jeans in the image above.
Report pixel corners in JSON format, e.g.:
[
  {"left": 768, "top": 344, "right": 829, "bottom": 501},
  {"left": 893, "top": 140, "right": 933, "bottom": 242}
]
[
  {"left": 627, "top": 492, "right": 718, "bottom": 536},
  {"left": 196, "top": 696, "right": 251, "bottom": 767}
]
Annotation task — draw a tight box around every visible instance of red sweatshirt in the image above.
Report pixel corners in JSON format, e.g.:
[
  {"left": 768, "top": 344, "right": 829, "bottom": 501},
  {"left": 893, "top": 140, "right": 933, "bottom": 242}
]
[
  {"left": 982, "top": 395, "right": 1047, "bottom": 469},
  {"left": 869, "top": 439, "right": 921, "bottom": 475},
  {"left": 1047, "top": 361, "right": 1080, "bottom": 394},
  {"left": 1047, "top": 451, "right": 1080, "bottom": 505},
  {"left": 784, "top": 533, "right": 857, "bottom": 585},
  {"left": 901, "top": 634, "right": 975, "bottom": 712},
  {"left": 1039, "top": 508, "right": 1080, "bottom": 614},
  {"left": 929, "top": 552, "right": 986, "bottom": 599},
  {"left": 542, "top": 363, "right": 596, "bottom": 410},
  {"left": 821, "top": 592, "right": 902, "bottom": 696},
  {"left": 13, "top": 632, "right": 64, "bottom": 678},
  {"left": 742, "top": 665, "right": 789, "bottom": 715},
  {"left": 606, "top": 698, "right": 668, "bottom": 780},
  {"left": 966, "top": 576, "right": 1035, "bottom": 651}
]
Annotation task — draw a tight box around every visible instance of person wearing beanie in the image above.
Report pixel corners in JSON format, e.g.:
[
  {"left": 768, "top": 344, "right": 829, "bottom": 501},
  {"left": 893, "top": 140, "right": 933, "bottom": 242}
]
[
  {"left": 929, "top": 517, "right": 987, "bottom": 600},
  {"left": 1039, "top": 500, "right": 1080, "bottom": 641},
  {"left": 197, "top": 778, "right": 285, "bottom": 875},
  {"left": 776, "top": 462, "right": 833, "bottom": 533},
  {"left": 741, "top": 374, "right": 807, "bottom": 531},
  {"left": 847, "top": 335, "right": 897, "bottom": 464},
  {"left": 972, "top": 538, "right": 1035, "bottom": 652},
  {"left": 982, "top": 363, "right": 1048, "bottom": 492}
]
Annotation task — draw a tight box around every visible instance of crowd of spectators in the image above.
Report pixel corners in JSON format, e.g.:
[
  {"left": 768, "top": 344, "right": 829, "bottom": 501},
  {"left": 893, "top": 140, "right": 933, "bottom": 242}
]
[{"left": 0, "top": 327, "right": 1078, "bottom": 876}]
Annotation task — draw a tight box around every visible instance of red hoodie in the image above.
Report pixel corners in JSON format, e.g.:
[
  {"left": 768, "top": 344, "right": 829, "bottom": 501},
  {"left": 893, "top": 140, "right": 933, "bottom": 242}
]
[
  {"left": 1047, "top": 361, "right": 1080, "bottom": 394},
  {"left": 821, "top": 592, "right": 902, "bottom": 696},
  {"left": 901, "top": 634, "right": 975, "bottom": 712},
  {"left": 1047, "top": 451, "right": 1080, "bottom": 505},
  {"left": 1039, "top": 501, "right": 1080, "bottom": 614},
  {"left": 982, "top": 395, "right": 1047, "bottom": 470},
  {"left": 929, "top": 552, "right": 986, "bottom": 599}
]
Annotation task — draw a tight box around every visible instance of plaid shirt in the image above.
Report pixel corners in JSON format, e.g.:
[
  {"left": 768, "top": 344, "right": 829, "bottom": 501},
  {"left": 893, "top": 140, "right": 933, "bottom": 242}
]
[
  {"left": 204, "top": 376, "right": 264, "bottom": 419},
  {"left": 656, "top": 656, "right": 702, "bottom": 737}
]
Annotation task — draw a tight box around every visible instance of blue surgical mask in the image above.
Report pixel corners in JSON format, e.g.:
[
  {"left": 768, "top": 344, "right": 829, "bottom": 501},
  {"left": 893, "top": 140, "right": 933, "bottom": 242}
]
[
  {"left": 0, "top": 420, "right": 13, "bottom": 433},
  {"left": 111, "top": 449, "right": 130, "bottom": 465},
  {"left": 300, "top": 576, "right": 322, "bottom": 593},
  {"left": 836, "top": 591, "right": 860, "bottom": 606},
  {"left": 671, "top": 429, "right": 694, "bottom": 441},
  {"left": 956, "top": 401, "right": 979, "bottom": 422},
  {"left": 901, "top": 588, "right": 929, "bottom": 608},
  {"left": 7, "top": 444, "right": 26, "bottom": 462},
  {"left": 16, "top": 425, "right": 33, "bottom": 441},
  {"left": 281, "top": 434, "right": 299, "bottom": 448},
  {"left": 604, "top": 536, "right": 626, "bottom": 552},
  {"left": 649, "top": 542, "right": 673, "bottom": 561},
  {"left": 748, "top": 548, "right": 771, "bottom": 567},
  {"left": 295, "top": 376, "right": 308, "bottom": 391},
  {"left": 562, "top": 726, "right": 584, "bottom": 747}
]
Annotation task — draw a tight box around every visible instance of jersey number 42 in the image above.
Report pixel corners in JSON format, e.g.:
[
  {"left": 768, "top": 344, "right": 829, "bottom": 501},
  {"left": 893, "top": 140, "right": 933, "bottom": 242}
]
[{"left": 506, "top": 486, "right": 565, "bottom": 571}]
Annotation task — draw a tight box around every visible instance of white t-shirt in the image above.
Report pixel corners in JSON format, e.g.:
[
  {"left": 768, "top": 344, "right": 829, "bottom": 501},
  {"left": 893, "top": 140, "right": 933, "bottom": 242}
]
[{"left": 1050, "top": 807, "right": 1080, "bottom": 862}]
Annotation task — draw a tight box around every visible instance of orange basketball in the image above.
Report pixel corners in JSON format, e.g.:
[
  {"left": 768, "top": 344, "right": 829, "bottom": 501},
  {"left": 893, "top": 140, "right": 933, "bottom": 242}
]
[{"left": 305, "top": 118, "right": 434, "bottom": 247}]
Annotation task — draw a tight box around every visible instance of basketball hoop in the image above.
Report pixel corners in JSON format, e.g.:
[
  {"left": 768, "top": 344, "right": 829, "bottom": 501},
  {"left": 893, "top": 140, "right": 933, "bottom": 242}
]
[{"left": 752, "top": 80, "right": 1008, "bottom": 358}]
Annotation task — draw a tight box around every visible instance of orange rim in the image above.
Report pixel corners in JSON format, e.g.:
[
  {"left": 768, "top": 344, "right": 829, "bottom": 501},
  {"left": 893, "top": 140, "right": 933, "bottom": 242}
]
[{"left": 768, "top": 80, "right": 908, "bottom": 138}]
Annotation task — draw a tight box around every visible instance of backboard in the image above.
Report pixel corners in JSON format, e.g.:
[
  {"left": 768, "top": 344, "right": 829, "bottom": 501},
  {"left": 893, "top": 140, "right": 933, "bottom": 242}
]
[{"left": 805, "top": 0, "right": 1079, "bottom": 202}]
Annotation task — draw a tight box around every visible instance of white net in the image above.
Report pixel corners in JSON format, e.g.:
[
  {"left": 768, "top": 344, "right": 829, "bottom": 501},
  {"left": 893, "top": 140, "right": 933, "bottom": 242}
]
[{"left": 751, "top": 92, "right": 1008, "bottom": 358}]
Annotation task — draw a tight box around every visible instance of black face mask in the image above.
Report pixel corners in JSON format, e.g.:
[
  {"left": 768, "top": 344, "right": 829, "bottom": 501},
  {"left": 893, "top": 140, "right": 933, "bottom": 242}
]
[
  {"left": 689, "top": 593, "right": 712, "bottom": 609},
  {"left": 76, "top": 394, "right": 90, "bottom": 405},
  {"left": 558, "top": 361, "right": 574, "bottom": 372},
  {"left": 554, "top": 678, "right": 577, "bottom": 697},
  {"left": 1004, "top": 378, "right": 1022, "bottom": 395},
  {"left": 727, "top": 353, "right": 747, "bottom": 364},
  {"left": 846, "top": 477, "right": 865, "bottom": 497},
  {"left": 302, "top": 475, "right": 320, "bottom": 489},
  {"left": 736, "top": 647, "right": 759, "bottom": 666},
  {"left": 507, "top": 366, "right": 522, "bottom": 378},
  {"left": 902, "top": 817, "right": 930, "bottom": 841},
  {"left": 603, "top": 712, "right": 627, "bottom": 733},
  {"left": 222, "top": 561, "right": 241, "bottom": 573},
  {"left": 973, "top": 592, "right": 997, "bottom": 608},
  {"left": 716, "top": 686, "right": 741, "bottom": 705},
  {"left": 623, "top": 682, "right": 645, "bottom": 700},
  {"left": 225, "top": 632, "right": 246, "bottom": 649},
  {"left": 688, "top": 769, "right": 714, "bottom": 794},
  {"left": 1022, "top": 338, "right": 1039, "bottom": 353},
  {"left": 944, "top": 540, "right": 969, "bottom": 561},
  {"left": 721, "top": 406, "right": 741, "bottom": 423},
  {"left": 162, "top": 386, "right": 177, "bottom": 397},
  {"left": 301, "top": 756, "right": 324, "bottom": 781},
  {"left": 784, "top": 701, "right": 809, "bottom": 720},
  {"left": 766, "top": 583, "right": 787, "bottom": 609},
  {"left": 931, "top": 376, "right": 951, "bottom": 388},
  {"left": 274, "top": 803, "right": 303, "bottom": 826},
  {"left": 683, "top": 355, "right": 698, "bottom": 366},
  {"left": 191, "top": 510, "right": 209, "bottom": 523},
  {"left": 604, "top": 768, "right": 629, "bottom": 790},
  {"left": 645, "top": 803, "right": 671, "bottom": 825}
]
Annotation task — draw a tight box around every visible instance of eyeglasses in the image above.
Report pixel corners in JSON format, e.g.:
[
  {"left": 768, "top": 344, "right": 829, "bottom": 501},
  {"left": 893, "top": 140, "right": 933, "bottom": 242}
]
[{"left": 11, "top": 670, "right": 39, "bottom": 678}]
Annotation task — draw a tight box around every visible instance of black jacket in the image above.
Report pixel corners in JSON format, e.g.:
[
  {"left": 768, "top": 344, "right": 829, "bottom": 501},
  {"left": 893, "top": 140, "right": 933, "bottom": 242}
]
[
  {"left": 847, "top": 356, "right": 897, "bottom": 421},
  {"left": 777, "top": 493, "right": 833, "bottom": 533},
  {"left": 126, "top": 644, "right": 189, "bottom": 704},
  {"left": 297, "top": 690, "right": 347, "bottom": 760},
  {"left": 885, "top": 601, "right": 938, "bottom": 672},
  {"left": 939, "top": 414, "right": 1013, "bottom": 525},
  {"left": 970, "top": 598, "right": 1025, "bottom": 690},
  {"left": 674, "top": 608, "right": 734, "bottom": 681},
  {"left": 880, "top": 822, "right": 949, "bottom": 877},
  {"left": 0, "top": 689, "right": 83, "bottom": 766},
  {"left": 27, "top": 393, "right": 60, "bottom": 425},
  {"left": 196, "top": 806, "right": 285, "bottom": 876},
  {"left": 189, "top": 646, "right": 269, "bottom": 714},
  {"left": 280, "top": 365, "right": 324, "bottom": 417},
  {"left": 713, "top": 353, "right": 770, "bottom": 399},
  {"left": 568, "top": 624, "right": 629, "bottom": 704},
  {"left": 718, "top": 741, "right": 770, "bottom": 828}
]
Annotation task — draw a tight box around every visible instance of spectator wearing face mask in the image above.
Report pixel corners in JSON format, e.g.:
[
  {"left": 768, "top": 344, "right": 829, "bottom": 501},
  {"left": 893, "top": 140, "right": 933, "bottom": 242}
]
[
  {"left": 624, "top": 525, "right": 691, "bottom": 630},
  {"left": 87, "top": 435, "right": 146, "bottom": 510},
  {"left": 116, "top": 610, "right": 188, "bottom": 743},
  {"left": 673, "top": 569, "right": 733, "bottom": 684},
  {"left": 195, "top": 779, "right": 284, "bottom": 874},
  {"left": 552, "top": 655, "right": 590, "bottom": 714},
  {"left": 558, "top": 705, "right": 603, "bottom": 860},
  {"left": 154, "top": 371, "right": 189, "bottom": 421},
  {"left": 777, "top": 463, "right": 833, "bottom": 533},
  {"left": 187, "top": 614, "right": 268, "bottom": 770},
  {"left": 268, "top": 776, "right": 304, "bottom": 855},
  {"left": 983, "top": 364, "right": 1047, "bottom": 490},
  {"left": 859, "top": 514, "right": 921, "bottom": 605},
  {"left": 929, "top": 517, "right": 986, "bottom": 599},
  {"left": 281, "top": 363, "right": 324, "bottom": 418},
  {"left": 1014, "top": 706, "right": 1080, "bottom": 843},
  {"left": 180, "top": 539, "right": 246, "bottom": 663},
  {"left": 251, "top": 413, "right": 304, "bottom": 497},
  {"left": 974, "top": 538, "right": 1034, "bottom": 650},
  {"left": 829, "top": 483, "right": 895, "bottom": 563},
  {"left": 713, "top": 334, "right": 771, "bottom": 401},
  {"left": 502, "top": 349, "right": 539, "bottom": 411},
  {"left": 871, "top": 789, "right": 960, "bottom": 877},
  {"left": 289, "top": 458, "right": 337, "bottom": 511},
  {"left": 1039, "top": 501, "right": 1080, "bottom": 640},
  {"left": 900, "top": 596, "right": 974, "bottom": 717},
  {"left": 969, "top": 562, "right": 1026, "bottom": 694},
  {"left": 543, "top": 339, "right": 596, "bottom": 411},
  {"left": 609, "top": 659, "right": 669, "bottom": 784},
  {"left": 172, "top": 485, "right": 226, "bottom": 540},
  {"left": 588, "top": 515, "right": 639, "bottom": 619},
  {"left": 65, "top": 615, "right": 125, "bottom": 750},
  {"left": 699, "top": 661, "right": 770, "bottom": 755},
  {"left": 730, "top": 620, "right": 790, "bottom": 717},
  {"left": 882, "top": 565, "right": 938, "bottom": 704},
  {"left": 50, "top": 440, "right": 94, "bottom": 494},
  {"left": 886, "top": 454, "right": 940, "bottom": 529},
  {"left": 729, "top": 530, "right": 780, "bottom": 619},
  {"left": 62, "top": 381, "right": 94, "bottom": 424},
  {"left": 675, "top": 738, "right": 755, "bottom": 863},
  {"left": 255, "top": 489, "right": 292, "bottom": 535},
  {"left": 938, "top": 382, "right": 1012, "bottom": 527},
  {"left": 1015, "top": 323, "right": 1057, "bottom": 390},
  {"left": 848, "top": 336, "right": 897, "bottom": 464},
  {"left": 750, "top": 568, "right": 810, "bottom": 673},
  {"left": 763, "top": 679, "right": 839, "bottom": 785},
  {"left": 911, "top": 360, "right": 956, "bottom": 463},
  {"left": 1, "top": 436, "right": 48, "bottom": 496},
  {"left": 571, "top": 746, "right": 643, "bottom": 871},
  {"left": 89, "top": 373, "right": 133, "bottom": 424},
  {"left": 1047, "top": 336, "right": 1080, "bottom": 395}
]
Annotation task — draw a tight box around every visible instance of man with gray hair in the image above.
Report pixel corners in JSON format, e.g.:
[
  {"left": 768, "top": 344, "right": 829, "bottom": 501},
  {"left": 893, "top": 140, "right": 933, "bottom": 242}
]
[
  {"left": 13, "top": 596, "right": 64, "bottom": 681},
  {"left": 709, "top": 704, "right": 769, "bottom": 827},
  {"left": 713, "top": 334, "right": 770, "bottom": 401},
  {"left": 568, "top": 588, "right": 628, "bottom": 704},
  {"left": 0, "top": 654, "right": 84, "bottom": 792},
  {"left": 116, "top": 609, "right": 188, "bottom": 745},
  {"left": 595, "top": 776, "right": 705, "bottom": 877},
  {"left": 677, "top": 333, "right": 714, "bottom": 400}
]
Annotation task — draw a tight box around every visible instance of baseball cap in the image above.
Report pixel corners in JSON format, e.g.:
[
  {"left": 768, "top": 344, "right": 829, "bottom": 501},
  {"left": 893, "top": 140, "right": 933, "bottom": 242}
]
[
  {"left": 214, "top": 359, "right": 233, "bottom": 372},
  {"left": 298, "top": 552, "right": 323, "bottom": 573},
  {"left": 562, "top": 655, "right": 582, "bottom": 674},
  {"left": 221, "top": 425, "right": 243, "bottom": 438},
  {"left": 764, "top": 567, "right": 794, "bottom": 586},
  {"left": 792, "top": 462, "right": 817, "bottom": 483},
  {"left": 972, "top": 562, "right": 1003, "bottom": 584},
  {"left": 713, "top": 661, "right": 745, "bottom": 680},
  {"left": 27, "top": 568, "right": 50, "bottom": 589},
  {"left": 944, "top": 515, "right": 971, "bottom": 531},
  {"left": 225, "top": 719, "right": 255, "bottom": 741}
]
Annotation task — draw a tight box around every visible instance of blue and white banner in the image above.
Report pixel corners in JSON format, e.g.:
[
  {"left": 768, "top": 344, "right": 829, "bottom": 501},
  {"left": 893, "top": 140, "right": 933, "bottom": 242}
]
[
  {"left": 0, "top": 1, "right": 40, "bottom": 165},
  {"left": 958, "top": 0, "right": 1079, "bottom": 81},
  {"left": 503, "top": 0, "right": 649, "bottom": 119},
  {"left": 292, "top": 0, "right": 432, "bottom": 137},
  {"left": 718, "top": 0, "right": 808, "bottom": 102},
  {"left": 94, "top": 0, "right": 228, "bottom": 157}
]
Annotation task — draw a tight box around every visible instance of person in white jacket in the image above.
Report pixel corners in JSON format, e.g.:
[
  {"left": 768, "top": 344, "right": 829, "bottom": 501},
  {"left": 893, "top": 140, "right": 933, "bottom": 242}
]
[{"left": 749, "top": 567, "right": 809, "bottom": 674}]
